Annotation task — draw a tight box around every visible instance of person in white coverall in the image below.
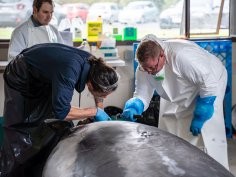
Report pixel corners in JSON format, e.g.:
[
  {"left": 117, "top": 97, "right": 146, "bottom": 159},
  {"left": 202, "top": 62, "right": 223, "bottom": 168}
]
[
  {"left": 8, "top": 0, "right": 64, "bottom": 60},
  {"left": 121, "top": 34, "right": 229, "bottom": 170}
]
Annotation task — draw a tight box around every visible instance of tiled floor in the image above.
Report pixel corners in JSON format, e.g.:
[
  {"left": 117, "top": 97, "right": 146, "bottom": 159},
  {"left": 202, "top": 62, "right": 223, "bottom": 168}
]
[{"left": 228, "top": 138, "right": 236, "bottom": 176}]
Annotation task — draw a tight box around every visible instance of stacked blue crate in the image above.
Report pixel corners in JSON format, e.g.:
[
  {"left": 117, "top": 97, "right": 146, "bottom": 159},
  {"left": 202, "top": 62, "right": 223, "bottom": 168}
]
[
  {"left": 194, "top": 40, "right": 232, "bottom": 138},
  {"left": 133, "top": 39, "right": 232, "bottom": 137}
]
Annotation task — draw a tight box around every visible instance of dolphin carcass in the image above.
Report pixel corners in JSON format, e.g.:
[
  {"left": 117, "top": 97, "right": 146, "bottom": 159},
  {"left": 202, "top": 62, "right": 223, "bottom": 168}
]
[{"left": 43, "top": 121, "right": 234, "bottom": 177}]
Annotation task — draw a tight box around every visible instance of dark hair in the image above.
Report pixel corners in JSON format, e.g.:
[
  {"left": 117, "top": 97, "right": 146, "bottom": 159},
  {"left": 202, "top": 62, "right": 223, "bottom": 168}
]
[
  {"left": 88, "top": 56, "right": 119, "bottom": 93},
  {"left": 33, "top": 0, "right": 54, "bottom": 11},
  {"left": 136, "top": 40, "right": 161, "bottom": 63}
]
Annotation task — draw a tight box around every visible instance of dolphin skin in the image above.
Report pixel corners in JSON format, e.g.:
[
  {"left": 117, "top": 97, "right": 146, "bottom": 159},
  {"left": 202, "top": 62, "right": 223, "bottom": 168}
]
[{"left": 43, "top": 121, "right": 234, "bottom": 177}]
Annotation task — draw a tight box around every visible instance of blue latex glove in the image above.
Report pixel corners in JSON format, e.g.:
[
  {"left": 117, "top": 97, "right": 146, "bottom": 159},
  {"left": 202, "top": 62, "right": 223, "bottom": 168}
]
[
  {"left": 122, "top": 108, "right": 139, "bottom": 122},
  {"left": 190, "top": 96, "right": 216, "bottom": 136},
  {"left": 95, "top": 108, "right": 111, "bottom": 122},
  {"left": 121, "top": 97, "right": 144, "bottom": 121}
]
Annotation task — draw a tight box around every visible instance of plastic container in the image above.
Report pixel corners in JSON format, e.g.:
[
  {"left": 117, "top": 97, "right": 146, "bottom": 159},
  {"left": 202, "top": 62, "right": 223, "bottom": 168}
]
[
  {"left": 58, "top": 18, "right": 83, "bottom": 42},
  {"left": 73, "top": 27, "right": 82, "bottom": 42},
  {"left": 112, "top": 27, "right": 122, "bottom": 41},
  {"left": 97, "top": 15, "right": 102, "bottom": 22},
  {"left": 87, "top": 16, "right": 103, "bottom": 42},
  {"left": 81, "top": 39, "right": 91, "bottom": 52},
  {"left": 123, "top": 27, "right": 137, "bottom": 41},
  {"left": 112, "top": 34, "right": 122, "bottom": 41}
]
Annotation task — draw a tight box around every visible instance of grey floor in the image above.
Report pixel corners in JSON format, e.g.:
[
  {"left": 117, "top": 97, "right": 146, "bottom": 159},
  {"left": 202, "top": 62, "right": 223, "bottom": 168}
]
[{"left": 228, "top": 138, "right": 236, "bottom": 176}]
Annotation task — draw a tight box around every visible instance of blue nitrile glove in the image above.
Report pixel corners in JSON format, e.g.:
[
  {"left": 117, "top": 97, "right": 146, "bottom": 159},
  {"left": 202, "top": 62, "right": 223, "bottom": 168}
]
[
  {"left": 121, "top": 97, "right": 144, "bottom": 121},
  {"left": 190, "top": 96, "right": 216, "bottom": 136},
  {"left": 95, "top": 108, "right": 111, "bottom": 122}
]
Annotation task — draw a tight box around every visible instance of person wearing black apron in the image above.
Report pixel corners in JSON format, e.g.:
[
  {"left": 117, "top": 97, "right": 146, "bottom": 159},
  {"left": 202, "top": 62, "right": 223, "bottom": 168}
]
[{"left": 1, "top": 43, "right": 119, "bottom": 177}]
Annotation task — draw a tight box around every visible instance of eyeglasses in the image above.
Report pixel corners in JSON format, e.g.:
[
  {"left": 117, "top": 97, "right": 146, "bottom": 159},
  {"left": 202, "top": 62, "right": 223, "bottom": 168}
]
[
  {"left": 138, "top": 50, "right": 164, "bottom": 74},
  {"left": 138, "top": 60, "right": 159, "bottom": 73},
  {"left": 138, "top": 56, "right": 160, "bottom": 73}
]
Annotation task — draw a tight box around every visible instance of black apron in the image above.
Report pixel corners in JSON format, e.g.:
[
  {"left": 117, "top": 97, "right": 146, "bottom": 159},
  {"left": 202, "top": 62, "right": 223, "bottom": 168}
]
[
  {"left": 3, "top": 55, "right": 54, "bottom": 127},
  {"left": 1, "top": 55, "right": 73, "bottom": 177}
]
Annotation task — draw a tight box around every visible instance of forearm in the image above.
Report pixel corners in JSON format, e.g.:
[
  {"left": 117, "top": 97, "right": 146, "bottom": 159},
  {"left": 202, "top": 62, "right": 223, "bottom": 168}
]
[{"left": 65, "top": 106, "right": 97, "bottom": 121}]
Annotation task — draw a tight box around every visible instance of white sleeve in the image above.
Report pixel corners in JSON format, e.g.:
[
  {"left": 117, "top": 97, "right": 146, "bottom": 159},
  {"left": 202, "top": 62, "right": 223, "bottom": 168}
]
[
  {"left": 175, "top": 48, "right": 221, "bottom": 97},
  {"left": 8, "top": 26, "right": 28, "bottom": 60},
  {"left": 133, "top": 68, "right": 155, "bottom": 111},
  {"left": 51, "top": 25, "right": 65, "bottom": 44}
]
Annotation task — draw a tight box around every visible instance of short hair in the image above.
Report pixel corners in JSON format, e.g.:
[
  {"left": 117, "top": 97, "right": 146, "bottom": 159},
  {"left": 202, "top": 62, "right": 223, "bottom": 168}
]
[
  {"left": 136, "top": 40, "right": 162, "bottom": 63},
  {"left": 88, "top": 56, "right": 119, "bottom": 93},
  {"left": 33, "top": 0, "right": 54, "bottom": 11}
]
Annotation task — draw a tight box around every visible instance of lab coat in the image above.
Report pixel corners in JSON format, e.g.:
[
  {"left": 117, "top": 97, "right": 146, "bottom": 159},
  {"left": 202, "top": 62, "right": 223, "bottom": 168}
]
[
  {"left": 8, "top": 17, "right": 64, "bottom": 60},
  {"left": 134, "top": 39, "right": 229, "bottom": 169}
]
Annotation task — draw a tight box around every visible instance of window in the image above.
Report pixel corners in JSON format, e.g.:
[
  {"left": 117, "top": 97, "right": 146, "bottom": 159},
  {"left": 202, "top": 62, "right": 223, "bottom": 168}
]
[
  {"left": 0, "top": 0, "right": 230, "bottom": 40},
  {"left": 189, "top": 0, "right": 229, "bottom": 37}
]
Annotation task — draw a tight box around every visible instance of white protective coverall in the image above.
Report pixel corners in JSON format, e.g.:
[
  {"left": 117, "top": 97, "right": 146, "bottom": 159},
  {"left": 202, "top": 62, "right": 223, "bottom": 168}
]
[
  {"left": 8, "top": 17, "right": 64, "bottom": 60},
  {"left": 134, "top": 36, "right": 229, "bottom": 169}
]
